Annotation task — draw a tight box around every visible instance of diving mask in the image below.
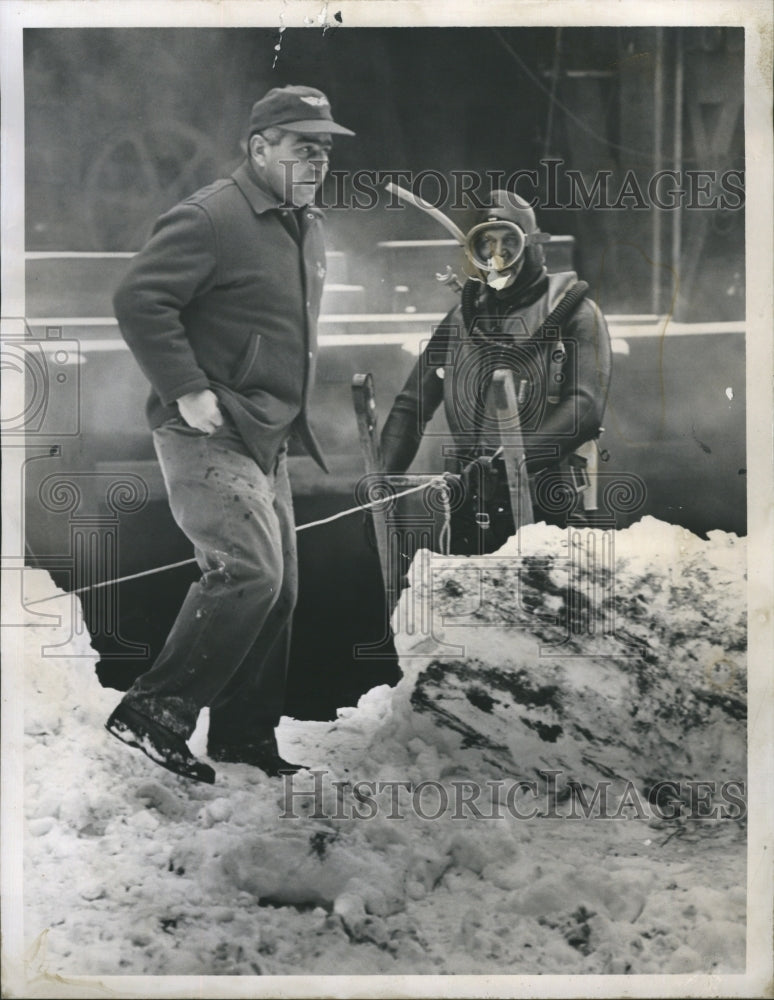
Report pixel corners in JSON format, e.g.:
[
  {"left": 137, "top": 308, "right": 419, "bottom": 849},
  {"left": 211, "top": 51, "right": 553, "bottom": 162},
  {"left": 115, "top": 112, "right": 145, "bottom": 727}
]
[
  {"left": 382, "top": 182, "right": 551, "bottom": 291},
  {"left": 464, "top": 218, "right": 551, "bottom": 289}
]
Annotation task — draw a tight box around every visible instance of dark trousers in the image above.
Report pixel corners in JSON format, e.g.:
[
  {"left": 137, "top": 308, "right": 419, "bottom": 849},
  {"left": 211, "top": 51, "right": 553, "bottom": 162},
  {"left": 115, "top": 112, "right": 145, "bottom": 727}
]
[{"left": 122, "top": 421, "right": 297, "bottom": 742}]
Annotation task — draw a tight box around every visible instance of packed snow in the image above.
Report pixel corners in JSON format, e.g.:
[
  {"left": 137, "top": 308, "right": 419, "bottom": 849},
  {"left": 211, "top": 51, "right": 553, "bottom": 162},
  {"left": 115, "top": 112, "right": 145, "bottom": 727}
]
[{"left": 17, "top": 517, "right": 747, "bottom": 983}]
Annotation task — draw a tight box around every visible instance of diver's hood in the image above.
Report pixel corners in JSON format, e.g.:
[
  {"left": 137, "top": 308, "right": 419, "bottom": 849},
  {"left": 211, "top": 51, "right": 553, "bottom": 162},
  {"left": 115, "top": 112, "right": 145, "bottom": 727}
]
[{"left": 484, "top": 189, "right": 541, "bottom": 233}]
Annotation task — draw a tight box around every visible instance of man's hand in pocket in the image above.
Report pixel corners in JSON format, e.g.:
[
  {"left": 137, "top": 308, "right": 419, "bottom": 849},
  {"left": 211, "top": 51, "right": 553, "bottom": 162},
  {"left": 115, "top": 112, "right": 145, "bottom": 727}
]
[{"left": 176, "top": 389, "right": 224, "bottom": 434}]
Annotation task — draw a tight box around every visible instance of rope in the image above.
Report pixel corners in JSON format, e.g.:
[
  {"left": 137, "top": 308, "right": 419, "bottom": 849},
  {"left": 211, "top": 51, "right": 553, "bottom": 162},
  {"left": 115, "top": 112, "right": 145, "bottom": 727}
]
[
  {"left": 23, "top": 477, "right": 447, "bottom": 608},
  {"left": 438, "top": 483, "right": 452, "bottom": 557}
]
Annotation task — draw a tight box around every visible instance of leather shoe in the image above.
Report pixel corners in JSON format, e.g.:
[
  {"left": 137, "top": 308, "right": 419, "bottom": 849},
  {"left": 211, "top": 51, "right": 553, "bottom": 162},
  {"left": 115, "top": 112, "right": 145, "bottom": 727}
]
[
  {"left": 106, "top": 702, "right": 216, "bottom": 784},
  {"left": 207, "top": 735, "right": 305, "bottom": 777}
]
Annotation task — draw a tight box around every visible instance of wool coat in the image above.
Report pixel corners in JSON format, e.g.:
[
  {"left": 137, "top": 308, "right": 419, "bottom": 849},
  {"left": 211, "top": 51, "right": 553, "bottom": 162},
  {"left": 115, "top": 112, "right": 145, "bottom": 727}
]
[{"left": 114, "top": 159, "right": 328, "bottom": 474}]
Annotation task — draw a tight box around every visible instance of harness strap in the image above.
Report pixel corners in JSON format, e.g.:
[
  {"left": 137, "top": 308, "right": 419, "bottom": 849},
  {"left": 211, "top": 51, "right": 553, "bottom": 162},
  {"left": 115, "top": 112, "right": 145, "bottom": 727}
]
[
  {"left": 460, "top": 277, "right": 588, "bottom": 343},
  {"left": 461, "top": 278, "right": 588, "bottom": 408}
]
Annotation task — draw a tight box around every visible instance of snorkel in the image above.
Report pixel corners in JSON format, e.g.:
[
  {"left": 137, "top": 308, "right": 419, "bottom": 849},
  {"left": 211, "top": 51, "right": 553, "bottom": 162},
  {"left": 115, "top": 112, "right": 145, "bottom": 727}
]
[{"left": 384, "top": 183, "right": 550, "bottom": 291}]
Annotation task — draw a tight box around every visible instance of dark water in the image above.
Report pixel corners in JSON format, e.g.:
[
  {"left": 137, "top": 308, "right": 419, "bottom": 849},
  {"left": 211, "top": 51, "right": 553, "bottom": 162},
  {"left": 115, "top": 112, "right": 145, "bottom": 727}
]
[{"left": 87, "top": 494, "right": 401, "bottom": 722}]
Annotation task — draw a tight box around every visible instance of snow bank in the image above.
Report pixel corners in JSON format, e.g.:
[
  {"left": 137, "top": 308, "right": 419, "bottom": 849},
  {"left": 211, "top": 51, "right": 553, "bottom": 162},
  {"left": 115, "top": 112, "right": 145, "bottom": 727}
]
[
  {"left": 384, "top": 515, "right": 746, "bottom": 795},
  {"left": 19, "top": 518, "right": 747, "bottom": 979}
]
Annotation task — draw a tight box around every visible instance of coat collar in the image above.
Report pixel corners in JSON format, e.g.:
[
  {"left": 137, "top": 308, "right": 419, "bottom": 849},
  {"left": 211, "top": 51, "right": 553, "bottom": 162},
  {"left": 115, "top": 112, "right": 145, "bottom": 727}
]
[{"left": 231, "top": 159, "right": 324, "bottom": 219}]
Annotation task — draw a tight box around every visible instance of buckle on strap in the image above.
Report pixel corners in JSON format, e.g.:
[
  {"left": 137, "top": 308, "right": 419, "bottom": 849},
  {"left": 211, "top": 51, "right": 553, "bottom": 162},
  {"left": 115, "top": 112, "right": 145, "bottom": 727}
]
[
  {"left": 547, "top": 339, "right": 567, "bottom": 405},
  {"left": 568, "top": 453, "right": 590, "bottom": 493}
]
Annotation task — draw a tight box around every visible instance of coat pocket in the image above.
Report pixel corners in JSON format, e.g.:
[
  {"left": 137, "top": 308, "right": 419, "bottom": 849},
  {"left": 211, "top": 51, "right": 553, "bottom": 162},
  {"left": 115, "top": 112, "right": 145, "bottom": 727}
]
[{"left": 232, "top": 332, "right": 262, "bottom": 390}]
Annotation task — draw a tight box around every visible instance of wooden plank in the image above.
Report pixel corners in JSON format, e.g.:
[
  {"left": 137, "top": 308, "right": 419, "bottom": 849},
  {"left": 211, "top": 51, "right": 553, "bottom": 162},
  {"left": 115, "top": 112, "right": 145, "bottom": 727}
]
[
  {"left": 352, "top": 373, "right": 444, "bottom": 613},
  {"left": 491, "top": 368, "right": 535, "bottom": 530},
  {"left": 351, "top": 373, "right": 397, "bottom": 610}
]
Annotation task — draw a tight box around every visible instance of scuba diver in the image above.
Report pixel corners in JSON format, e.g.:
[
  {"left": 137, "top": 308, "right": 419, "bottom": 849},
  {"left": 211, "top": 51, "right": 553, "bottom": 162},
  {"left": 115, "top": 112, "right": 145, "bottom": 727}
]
[{"left": 379, "top": 188, "right": 612, "bottom": 554}]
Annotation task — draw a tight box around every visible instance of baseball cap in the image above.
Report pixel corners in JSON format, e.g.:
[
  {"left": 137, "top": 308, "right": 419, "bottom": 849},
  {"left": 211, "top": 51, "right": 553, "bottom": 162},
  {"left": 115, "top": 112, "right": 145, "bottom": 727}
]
[{"left": 248, "top": 85, "right": 355, "bottom": 137}]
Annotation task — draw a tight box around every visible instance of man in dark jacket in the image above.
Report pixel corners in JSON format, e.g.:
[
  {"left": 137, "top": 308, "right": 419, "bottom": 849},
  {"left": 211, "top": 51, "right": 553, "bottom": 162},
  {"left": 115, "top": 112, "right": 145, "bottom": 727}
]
[
  {"left": 380, "top": 190, "right": 612, "bottom": 553},
  {"left": 106, "top": 86, "right": 355, "bottom": 783}
]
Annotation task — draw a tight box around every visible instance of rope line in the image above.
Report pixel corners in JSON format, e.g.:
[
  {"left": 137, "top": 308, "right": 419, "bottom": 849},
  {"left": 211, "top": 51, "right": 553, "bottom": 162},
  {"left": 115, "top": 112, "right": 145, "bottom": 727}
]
[
  {"left": 23, "top": 477, "right": 447, "bottom": 608},
  {"left": 438, "top": 487, "right": 452, "bottom": 557}
]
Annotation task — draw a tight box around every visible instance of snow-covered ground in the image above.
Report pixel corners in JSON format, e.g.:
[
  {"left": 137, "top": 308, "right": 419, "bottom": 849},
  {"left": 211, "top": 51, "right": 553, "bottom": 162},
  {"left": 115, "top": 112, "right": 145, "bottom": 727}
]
[{"left": 9, "top": 518, "right": 756, "bottom": 993}]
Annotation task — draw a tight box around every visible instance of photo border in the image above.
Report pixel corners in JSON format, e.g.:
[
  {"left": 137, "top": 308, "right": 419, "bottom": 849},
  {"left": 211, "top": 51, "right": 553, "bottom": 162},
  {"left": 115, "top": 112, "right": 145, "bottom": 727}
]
[{"left": 2, "top": 2, "right": 772, "bottom": 998}]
